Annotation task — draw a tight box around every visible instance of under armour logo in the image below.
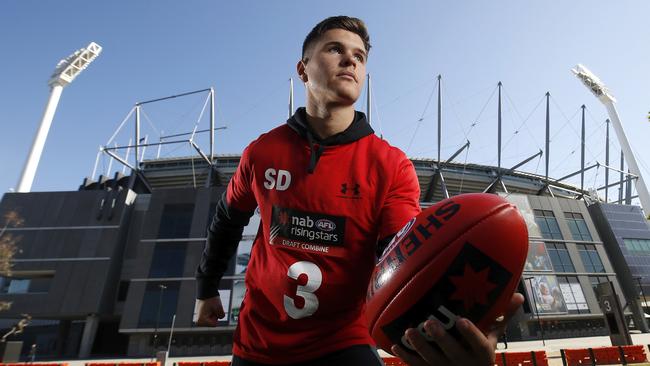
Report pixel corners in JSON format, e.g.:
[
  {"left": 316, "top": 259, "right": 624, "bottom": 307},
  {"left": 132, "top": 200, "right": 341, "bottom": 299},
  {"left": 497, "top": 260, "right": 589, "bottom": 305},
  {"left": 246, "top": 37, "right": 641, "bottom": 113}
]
[{"left": 341, "top": 183, "right": 360, "bottom": 196}]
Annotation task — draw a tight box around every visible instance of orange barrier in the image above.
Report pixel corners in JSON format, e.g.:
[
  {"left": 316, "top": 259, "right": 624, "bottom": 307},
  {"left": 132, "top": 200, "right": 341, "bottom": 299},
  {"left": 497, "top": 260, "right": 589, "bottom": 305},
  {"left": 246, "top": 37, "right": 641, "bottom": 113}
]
[
  {"left": 86, "top": 363, "right": 159, "bottom": 366},
  {"left": 622, "top": 345, "right": 648, "bottom": 363},
  {"left": 561, "top": 345, "right": 647, "bottom": 365},
  {"left": 494, "top": 350, "right": 548, "bottom": 366}
]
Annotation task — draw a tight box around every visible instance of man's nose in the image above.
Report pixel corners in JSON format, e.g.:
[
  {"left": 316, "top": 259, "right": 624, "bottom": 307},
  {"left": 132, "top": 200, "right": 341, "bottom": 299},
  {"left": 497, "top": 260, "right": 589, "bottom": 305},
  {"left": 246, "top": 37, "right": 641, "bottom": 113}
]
[{"left": 340, "top": 51, "right": 357, "bottom": 68}]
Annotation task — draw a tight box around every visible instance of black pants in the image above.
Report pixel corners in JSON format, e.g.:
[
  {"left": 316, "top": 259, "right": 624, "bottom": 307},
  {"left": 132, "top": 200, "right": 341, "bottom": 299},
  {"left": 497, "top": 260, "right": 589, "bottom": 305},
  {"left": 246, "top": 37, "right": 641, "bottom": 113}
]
[{"left": 231, "top": 344, "right": 385, "bottom": 366}]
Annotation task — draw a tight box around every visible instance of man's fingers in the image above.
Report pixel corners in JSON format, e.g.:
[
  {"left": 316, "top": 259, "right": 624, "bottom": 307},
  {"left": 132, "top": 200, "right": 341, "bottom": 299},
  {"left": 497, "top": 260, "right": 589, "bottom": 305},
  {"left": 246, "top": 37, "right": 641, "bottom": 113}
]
[
  {"left": 195, "top": 297, "right": 225, "bottom": 327},
  {"left": 197, "top": 315, "right": 218, "bottom": 327},
  {"left": 456, "top": 318, "right": 494, "bottom": 363},
  {"left": 423, "top": 320, "right": 470, "bottom": 365},
  {"left": 391, "top": 344, "right": 429, "bottom": 366},
  {"left": 404, "top": 327, "right": 445, "bottom": 365},
  {"left": 212, "top": 303, "right": 226, "bottom": 319}
]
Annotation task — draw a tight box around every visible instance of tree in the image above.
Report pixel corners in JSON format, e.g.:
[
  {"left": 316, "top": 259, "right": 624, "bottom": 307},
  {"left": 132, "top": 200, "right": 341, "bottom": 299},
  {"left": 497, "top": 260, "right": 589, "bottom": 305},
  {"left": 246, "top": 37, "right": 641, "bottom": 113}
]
[{"left": 0, "top": 211, "right": 23, "bottom": 311}]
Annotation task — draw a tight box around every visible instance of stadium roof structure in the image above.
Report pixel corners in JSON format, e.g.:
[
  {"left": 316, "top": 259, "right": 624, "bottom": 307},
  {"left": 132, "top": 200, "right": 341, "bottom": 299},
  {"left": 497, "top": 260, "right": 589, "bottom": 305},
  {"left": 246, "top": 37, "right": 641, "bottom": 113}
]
[{"left": 119, "top": 154, "right": 594, "bottom": 204}]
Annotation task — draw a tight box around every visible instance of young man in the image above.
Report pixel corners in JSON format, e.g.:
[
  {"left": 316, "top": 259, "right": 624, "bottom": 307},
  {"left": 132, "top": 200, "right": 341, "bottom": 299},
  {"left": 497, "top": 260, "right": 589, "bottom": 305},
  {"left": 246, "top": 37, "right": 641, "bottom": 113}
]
[{"left": 195, "top": 16, "right": 523, "bottom": 366}]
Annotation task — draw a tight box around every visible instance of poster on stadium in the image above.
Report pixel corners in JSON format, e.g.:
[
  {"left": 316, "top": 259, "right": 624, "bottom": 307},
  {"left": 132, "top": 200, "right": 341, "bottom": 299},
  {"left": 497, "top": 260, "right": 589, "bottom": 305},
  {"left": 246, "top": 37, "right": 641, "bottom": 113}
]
[
  {"left": 229, "top": 280, "right": 246, "bottom": 325},
  {"left": 193, "top": 289, "right": 231, "bottom": 324},
  {"left": 234, "top": 209, "right": 260, "bottom": 274},
  {"left": 524, "top": 275, "right": 567, "bottom": 314},
  {"left": 235, "top": 239, "right": 253, "bottom": 274},
  {"left": 560, "top": 281, "right": 589, "bottom": 311},
  {"left": 499, "top": 193, "right": 542, "bottom": 238},
  {"left": 525, "top": 241, "right": 552, "bottom": 271}
]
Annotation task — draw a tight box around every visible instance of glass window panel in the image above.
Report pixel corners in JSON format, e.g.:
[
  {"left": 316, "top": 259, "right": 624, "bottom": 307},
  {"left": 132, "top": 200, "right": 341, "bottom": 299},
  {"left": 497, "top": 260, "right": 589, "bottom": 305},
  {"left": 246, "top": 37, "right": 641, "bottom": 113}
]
[
  {"left": 558, "top": 251, "right": 576, "bottom": 272},
  {"left": 567, "top": 220, "right": 580, "bottom": 238},
  {"left": 149, "top": 243, "right": 186, "bottom": 278},
  {"left": 576, "top": 221, "right": 593, "bottom": 241},
  {"left": 7, "top": 279, "right": 29, "bottom": 294},
  {"left": 138, "top": 282, "right": 180, "bottom": 328},
  {"left": 158, "top": 204, "right": 194, "bottom": 239},
  {"left": 589, "top": 251, "right": 605, "bottom": 273},
  {"left": 547, "top": 219, "right": 563, "bottom": 239}
]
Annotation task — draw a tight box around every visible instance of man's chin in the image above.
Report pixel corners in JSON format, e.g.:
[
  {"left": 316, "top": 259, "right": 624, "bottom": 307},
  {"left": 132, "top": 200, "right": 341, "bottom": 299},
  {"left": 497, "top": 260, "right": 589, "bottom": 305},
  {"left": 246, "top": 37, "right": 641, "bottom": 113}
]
[{"left": 334, "top": 91, "right": 360, "bottom": 105}]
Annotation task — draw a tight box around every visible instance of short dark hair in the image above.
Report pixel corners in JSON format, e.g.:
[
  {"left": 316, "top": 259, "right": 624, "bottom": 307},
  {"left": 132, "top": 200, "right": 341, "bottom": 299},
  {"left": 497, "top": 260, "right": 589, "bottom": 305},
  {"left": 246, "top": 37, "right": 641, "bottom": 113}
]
[{"left": 302, "top": 16, "right": 371, "bottom": 60}]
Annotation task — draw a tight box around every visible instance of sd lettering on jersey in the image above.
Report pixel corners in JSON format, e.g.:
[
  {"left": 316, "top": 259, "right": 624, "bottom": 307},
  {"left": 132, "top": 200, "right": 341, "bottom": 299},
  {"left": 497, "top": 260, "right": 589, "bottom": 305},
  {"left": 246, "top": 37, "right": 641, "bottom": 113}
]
[
  {"left": 380, "top": 242, "right": 512, "bottom": 353},
  {"left": 270, "top": 206, "right": 347, "bottom": 257},
  {"left": 264, "top": 168, "right": 291, "bottom": 191}
]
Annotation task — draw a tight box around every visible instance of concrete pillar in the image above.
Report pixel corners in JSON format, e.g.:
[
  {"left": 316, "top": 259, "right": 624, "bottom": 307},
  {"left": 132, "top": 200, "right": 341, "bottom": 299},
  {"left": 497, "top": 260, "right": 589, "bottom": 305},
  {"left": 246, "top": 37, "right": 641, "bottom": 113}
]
[{"left": 78, "top": 314, "right": 100, "bottom": 358}]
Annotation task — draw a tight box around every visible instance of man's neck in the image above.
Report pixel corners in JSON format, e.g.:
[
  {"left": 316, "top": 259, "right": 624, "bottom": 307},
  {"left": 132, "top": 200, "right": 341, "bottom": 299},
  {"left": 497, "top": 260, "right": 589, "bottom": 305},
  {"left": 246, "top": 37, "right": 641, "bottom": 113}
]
[{"left": 304, "top": 103, "right": 355, "bottom": 140}]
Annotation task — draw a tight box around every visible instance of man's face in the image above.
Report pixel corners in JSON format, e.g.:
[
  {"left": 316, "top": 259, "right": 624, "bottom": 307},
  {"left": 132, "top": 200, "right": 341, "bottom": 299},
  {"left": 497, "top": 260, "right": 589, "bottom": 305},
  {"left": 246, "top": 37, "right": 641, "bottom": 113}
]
[{"left": 298, "top": 28, "right": 367, "bottom": 106}]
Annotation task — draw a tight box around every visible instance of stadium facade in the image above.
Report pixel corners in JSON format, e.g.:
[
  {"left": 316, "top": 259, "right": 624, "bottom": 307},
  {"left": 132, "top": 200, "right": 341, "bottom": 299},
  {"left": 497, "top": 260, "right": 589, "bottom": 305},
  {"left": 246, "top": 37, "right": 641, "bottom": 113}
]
[{"left": 1, "top": 154, "right": 649, "bottom": 359}]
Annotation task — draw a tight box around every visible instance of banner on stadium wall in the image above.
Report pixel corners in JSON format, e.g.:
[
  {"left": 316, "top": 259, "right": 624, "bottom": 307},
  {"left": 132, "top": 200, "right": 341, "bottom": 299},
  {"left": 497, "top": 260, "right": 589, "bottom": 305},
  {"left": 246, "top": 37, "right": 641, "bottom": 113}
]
[
  {"left": 236, "top": 239, "right": 253, "bottom": 274},
  {"left": 525, "top": 241, "right": 553, "bottom": 271},
  {"left": 559, "top": 281, "right": 588, "bottom": 311},
  {"left": 524, "top": 275, "right": 568, "bottom": 314},
  {"left": 230, "top": 280, "right": 246, "bottom": 326},
  {"left": 498, "top": 193, "right": 542, "bottom": 238}
]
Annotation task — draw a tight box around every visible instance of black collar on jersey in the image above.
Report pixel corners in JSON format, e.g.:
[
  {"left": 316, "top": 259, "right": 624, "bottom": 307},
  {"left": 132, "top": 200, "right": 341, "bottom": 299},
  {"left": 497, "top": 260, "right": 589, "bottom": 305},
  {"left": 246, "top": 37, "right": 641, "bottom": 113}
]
[{"left": 287, "top": 107, "right": 375, "bottom": 174}]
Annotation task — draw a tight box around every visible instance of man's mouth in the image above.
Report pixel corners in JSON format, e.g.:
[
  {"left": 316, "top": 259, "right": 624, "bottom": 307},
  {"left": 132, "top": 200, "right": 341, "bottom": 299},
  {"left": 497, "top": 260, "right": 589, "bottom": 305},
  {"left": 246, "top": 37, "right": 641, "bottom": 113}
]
[{"left": 337, "top": 72, "right": 356, "bottom": 82}]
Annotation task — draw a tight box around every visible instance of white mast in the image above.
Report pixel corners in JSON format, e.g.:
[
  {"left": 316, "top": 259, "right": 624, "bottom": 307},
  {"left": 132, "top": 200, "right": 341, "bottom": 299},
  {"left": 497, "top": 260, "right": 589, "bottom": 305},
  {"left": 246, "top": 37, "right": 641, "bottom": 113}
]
[
  {"left": 366, "top": 73, "right": 372, "bottom": 125},
  {"left": 16, "top": 42, "right": 102, "bottom": 192},
  {"left": 572, "top": 64, "right": 650, "bottom": 218}
]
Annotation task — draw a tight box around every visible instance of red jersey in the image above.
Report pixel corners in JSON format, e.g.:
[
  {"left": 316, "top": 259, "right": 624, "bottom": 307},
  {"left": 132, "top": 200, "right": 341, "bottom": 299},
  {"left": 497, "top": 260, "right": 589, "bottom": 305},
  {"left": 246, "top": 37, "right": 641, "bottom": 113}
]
[{"left": 202, "top": 108, "right": 420, "bottom": 364}]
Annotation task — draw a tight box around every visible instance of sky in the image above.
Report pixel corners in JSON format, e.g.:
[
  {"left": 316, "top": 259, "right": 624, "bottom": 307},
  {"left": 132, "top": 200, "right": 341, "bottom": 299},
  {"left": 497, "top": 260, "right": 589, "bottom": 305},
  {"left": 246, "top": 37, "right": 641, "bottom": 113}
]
[{"left": 1, "top": 1, "right": 650, "bottom": 207}]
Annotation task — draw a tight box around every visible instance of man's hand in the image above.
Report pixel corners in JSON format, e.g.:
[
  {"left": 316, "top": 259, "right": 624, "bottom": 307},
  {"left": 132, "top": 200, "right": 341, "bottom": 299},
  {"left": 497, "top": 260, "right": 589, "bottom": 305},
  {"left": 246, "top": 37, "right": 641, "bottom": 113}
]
[
  {"left": 196, "top": 296, "right": 226, "bottom": 327},
  {"left": 391, "top": 293, "right": 524, "bottom": 366}
]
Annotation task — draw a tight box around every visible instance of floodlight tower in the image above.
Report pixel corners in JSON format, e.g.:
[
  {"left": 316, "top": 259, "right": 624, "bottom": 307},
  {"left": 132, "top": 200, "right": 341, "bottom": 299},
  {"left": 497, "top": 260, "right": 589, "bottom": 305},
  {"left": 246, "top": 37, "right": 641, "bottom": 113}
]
[
  {"left": 572, "top": 64, "right": 650, "bottom": 218},
  {"left": 16, "top": 42, "right": 102, "bottom": 192}
]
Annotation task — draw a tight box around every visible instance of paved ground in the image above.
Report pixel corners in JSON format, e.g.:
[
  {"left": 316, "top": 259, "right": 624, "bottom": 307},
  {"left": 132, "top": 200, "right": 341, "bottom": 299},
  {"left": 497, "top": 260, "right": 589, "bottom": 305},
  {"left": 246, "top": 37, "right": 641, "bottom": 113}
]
[{"left": 35, "top": 333, "right": 650, "bottom": 366}]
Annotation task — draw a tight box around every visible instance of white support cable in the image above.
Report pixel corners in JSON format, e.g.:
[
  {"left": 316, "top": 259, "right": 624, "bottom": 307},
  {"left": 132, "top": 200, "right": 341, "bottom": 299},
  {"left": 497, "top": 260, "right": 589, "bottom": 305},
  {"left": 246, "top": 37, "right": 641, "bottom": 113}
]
[
  {"left": 548, "top": 96, "right": 581, "bottom": 142},
  {"left": 157, "top": 130, "right": 164, "bottom": 159},
  {"left": 370, "top": 81, "right": 384, "bottom": 138},
  {"left": 140, "top": 108, "right": 161, "bottom": 137},
  {"left": 91, "top": 146, "right": 102, "bottom": 180},
  {"left": 502, "top": 93, "right": 546, "bottom": 151},
  {"left": 189, "top": 93, "right": 211, "bottom": 142},
  {"left": 406, "top": 78, "right": 437, "bottom": 153},
  {"left": 501, "top": 89, "right": 544, "bottom": 152},
  {"left": 461, "top": 83, "right": 500, "bottom": 144},
  {"left": 122, "top": 138, "right": 132, "bottom": 175},
  {"left": 376, "top": 77, "right": 434, "bottom": 110},
  {"left": 106, "top": 107, "right": 136, "bottom": 146},
  {"left": 106, "top": 142, "right": 117, "bottom": 176},
  {"left": 592, "top": 164, "right": 600, "bottom": 191}
]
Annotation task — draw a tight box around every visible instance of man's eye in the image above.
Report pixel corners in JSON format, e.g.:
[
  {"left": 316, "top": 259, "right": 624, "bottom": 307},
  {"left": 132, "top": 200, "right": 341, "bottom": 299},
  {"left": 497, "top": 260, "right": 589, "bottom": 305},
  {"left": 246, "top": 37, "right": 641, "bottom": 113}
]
[
  {"left": 355, "top": 54, "right": 365, "bottom": 62},
  {"left": 329, "top": 46, "right": 343, "bottom": 53}
]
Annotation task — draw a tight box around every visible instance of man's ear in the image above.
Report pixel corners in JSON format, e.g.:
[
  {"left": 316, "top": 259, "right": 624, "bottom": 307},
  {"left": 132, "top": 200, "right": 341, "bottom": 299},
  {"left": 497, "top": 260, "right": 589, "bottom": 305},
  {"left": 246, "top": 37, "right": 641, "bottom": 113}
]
[{"left": 297, "top": 60, "right": 308, "bottom": 83}]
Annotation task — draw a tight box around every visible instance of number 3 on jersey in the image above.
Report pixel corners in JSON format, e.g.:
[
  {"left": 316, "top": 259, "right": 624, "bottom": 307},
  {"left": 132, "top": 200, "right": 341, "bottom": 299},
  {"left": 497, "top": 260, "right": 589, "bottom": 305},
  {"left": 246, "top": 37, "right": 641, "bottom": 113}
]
[{"left": 283, "top": 261, "right": 322, "bottom": 319}]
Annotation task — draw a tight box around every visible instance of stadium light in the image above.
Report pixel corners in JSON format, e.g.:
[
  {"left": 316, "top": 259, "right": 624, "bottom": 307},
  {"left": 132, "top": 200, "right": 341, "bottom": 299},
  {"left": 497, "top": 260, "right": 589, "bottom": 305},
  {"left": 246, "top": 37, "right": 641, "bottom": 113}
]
[
  {"left": 572, "top": 64, "right": 650, "bottom": 219},
  {"left": 16, "top": 42, "right": 102, "bottom": 192}
]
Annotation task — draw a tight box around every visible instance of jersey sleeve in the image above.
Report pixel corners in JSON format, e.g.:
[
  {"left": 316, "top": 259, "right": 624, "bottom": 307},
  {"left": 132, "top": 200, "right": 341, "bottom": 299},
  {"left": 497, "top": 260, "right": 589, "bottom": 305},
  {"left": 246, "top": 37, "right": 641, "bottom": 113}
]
[
  {"left": 378, "top": 155, "right": 421, "bottom": 239},
  {"left": 226, "top": 144, "right": 258, "bottom": 212}
]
